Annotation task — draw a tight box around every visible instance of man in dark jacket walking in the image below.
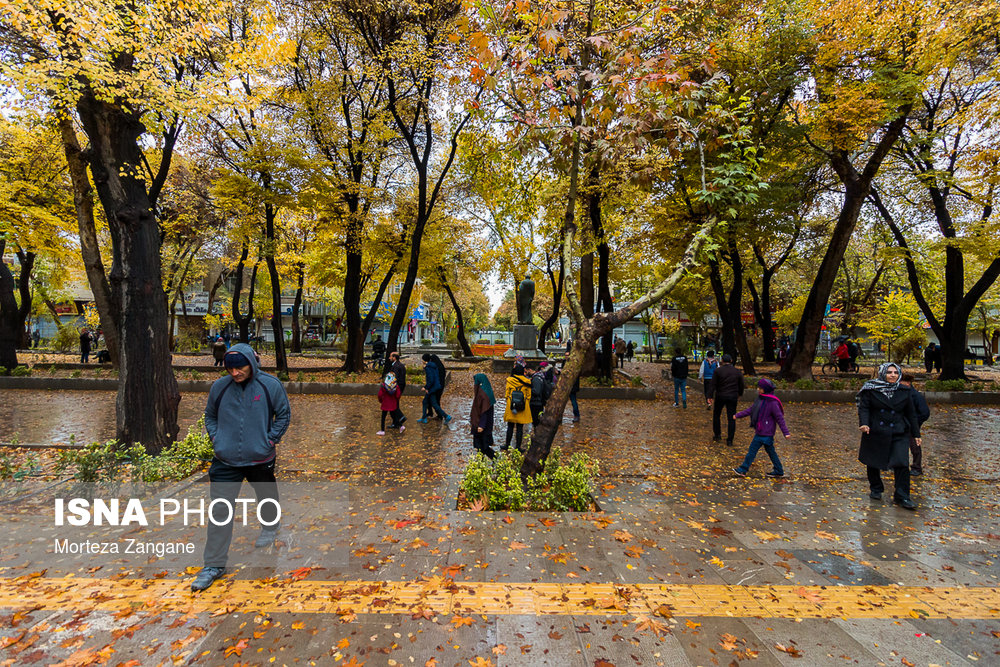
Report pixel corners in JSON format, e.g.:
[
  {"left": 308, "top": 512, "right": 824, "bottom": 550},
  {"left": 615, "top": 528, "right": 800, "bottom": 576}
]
[
  {"left": 79, "top": 328, "right": 91, "bottom": 363},
  {"left": 670, "top": 347, "right": 689, "bottom": 408},
  {"left": 901, "top": 373, "right": 930, "bottom": 475},
  {"left": 711, "top": 354, "right": 744, "bottom": 446},
  {"left": 193, "top": 343, "right": 291, "bottom": 591},
  {"left": 529, "top": 365, "right": 550, "bottom": 426},
  {"left": 418, "top": 353, "right": 451, "bottom": 423}
]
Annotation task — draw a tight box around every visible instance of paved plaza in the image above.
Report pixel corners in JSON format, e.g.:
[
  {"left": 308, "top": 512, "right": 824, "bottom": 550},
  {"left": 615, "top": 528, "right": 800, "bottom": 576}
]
[{"left": 1, "top": 366, "right": 999, "bottom": 665}]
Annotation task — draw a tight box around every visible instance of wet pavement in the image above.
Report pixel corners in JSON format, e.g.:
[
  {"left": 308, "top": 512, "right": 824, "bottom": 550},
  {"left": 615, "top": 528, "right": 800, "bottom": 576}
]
[{"left": 1, "top": 372, "right": 999, "bottom": 665}]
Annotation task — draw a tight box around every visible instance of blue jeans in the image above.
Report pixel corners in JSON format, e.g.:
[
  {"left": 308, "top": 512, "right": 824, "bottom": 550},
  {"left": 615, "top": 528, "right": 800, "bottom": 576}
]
[
  {"left": 735, "top": 435, "right": 783, "bottom": 475},
  {"left": 569, "top": 392, "right": 580, "bottom": 418},
  {"left": 422, "top": 392, "right": 448, "bottom": 419},
  {"left": 673, "top": 378, "right": 687, "bottom": 405}
]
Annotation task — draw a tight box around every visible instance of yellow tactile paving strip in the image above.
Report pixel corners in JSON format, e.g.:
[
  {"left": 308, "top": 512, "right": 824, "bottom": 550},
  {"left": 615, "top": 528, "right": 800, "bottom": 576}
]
[{"left": 1, "top": 577, "right": 998, "bottom": 619}]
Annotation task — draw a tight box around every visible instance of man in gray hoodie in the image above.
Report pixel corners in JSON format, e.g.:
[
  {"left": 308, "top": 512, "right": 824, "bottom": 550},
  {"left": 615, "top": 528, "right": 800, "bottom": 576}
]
[{"left": 191, "top": 343, "right": 291, "bottom": 591}]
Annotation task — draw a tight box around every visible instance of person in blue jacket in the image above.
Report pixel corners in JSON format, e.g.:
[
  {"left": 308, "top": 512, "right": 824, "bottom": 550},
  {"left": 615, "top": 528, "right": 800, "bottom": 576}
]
[
  {"left": 193, "top": 343, "right": 291, "bottom": 591},
  {"left": 417, "top": 353, "right": 451, "bottom": 423}
]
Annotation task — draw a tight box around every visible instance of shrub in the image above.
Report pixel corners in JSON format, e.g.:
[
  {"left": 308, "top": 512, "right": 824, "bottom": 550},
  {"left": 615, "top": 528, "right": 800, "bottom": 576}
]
[
  {"left": 52, "top": 326, "right": 79, "bottom": 353},
  {"left": 175, "top": 331, "right": 203, "bottom": 354},
  {"left": 70, "top": 370, "right": 82, "bottom": 378},
  {"left": 420, "top": 338, "right": 432, "bottom": 347},
  {"left": 10, "top": 365, "right": 31, "bottom": 377},
  {"left": 296, "top": 370, "right": 305, "bottom": 382},
  {"left": 56, "top": 417, "right": 213, "bottom": 484},
  {"left": 793, "top": 378, "right": 817, "bottom": 390},
  {"left": 494, "top": 338, "right": 506, "bottom": 345},
  {"left": 460, "top": 447, "right": 598, "bottom": 512},
  {"left": 477, "top": 339, "right": 491, "bottom": 345},
  {"left": 0, "top": 452, "right": 38, "bottom": 481},
  {"left": 925, "top": 379, "right": 968, "bottom": 392},
  {"left": 277, "top": 370, "right": 290, "bottom": 382},
  {"left": 827, "top": 379, "right": 845, "bottom": 390}
]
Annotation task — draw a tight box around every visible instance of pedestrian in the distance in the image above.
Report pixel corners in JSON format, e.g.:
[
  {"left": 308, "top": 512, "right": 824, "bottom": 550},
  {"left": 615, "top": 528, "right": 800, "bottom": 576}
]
[
  {"left": 656, "top": 341, "right": 663, "bottom": 362},
  {"left": 732, "top": 378, "right": 789, "bottom": 478},
  {"left": 711, "top": 354, "right": 744, "bottom": 446},
  {"left": 31, "top": 327, "right": 40, "bottom": 348},
  {"left": 469, "top": 373, "right": 496, "bottom": 459},
  {"left": 377, "top": 371, "right": 404, "bottom": 436},
  {"left": 857, "top": 362, "right": 921, "bottom": 510},
  {"left": 417, "top": 353, "right": 451, "bottom": 424},
  {"left": 900, "top": 373, "right": 930, "bottom": 476},
  {"left": 503, "top": 366, "right": 532, "bottom": 451},
  {"left": 383, "top": 351, "right": 407, "bottom": 429},
  {"left": 79, "top": 328, "right": 91, "bottom": 363},
  {"left": 626, "top": 340, "right": 635, "bottom": 362},
  {"left": 614, "top": 336, "right": 626, "bottom": 368},
  {"left": 671, "top": 347, "right": 689, "bottom": 408},
  {"left": 699, "top": 349, "right": 719, "bottom": 410},
  {"left": 568, "top": 374, "right": 580, "bottom": 423},
  {"left": 923, "top": 343, "right": 936, "bottom": 374},
  {"left": 563, "top": 343, "right": 581, "bottom": 423},
  {"left": 212, "top": 336, "right": 227, "bottom": 367},
  {"left": 194, "top": 343, "right": 291, "bottom": 591},
  {"left": 430, "top": 353, "right": 447, "bottom": 418},
  {"left": 529, "top": 364, "right": 549, "bottom": 426}
]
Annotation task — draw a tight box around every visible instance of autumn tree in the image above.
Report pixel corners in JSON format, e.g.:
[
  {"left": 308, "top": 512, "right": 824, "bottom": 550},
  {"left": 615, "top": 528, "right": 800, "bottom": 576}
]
[
  {"left": 778, "top": 0, "right": 981, "bottom": 380},
  {"left": 468, "top": 0, "right": 765, "bottom": 477},
  {"left": 868, "top": 27, "right": 1000, "bottom": 379},
  {"left": 341, "top": 0, "right": 484, "bottom": 355},
  {"left": 282, "top": 0, "right": 406, "bottom": 370},
  {"left": 0, "top": 117, "right": 76, "bottom": 367},
  {"left": 1, "top": 0, "right": 229, "bottom": 449}
]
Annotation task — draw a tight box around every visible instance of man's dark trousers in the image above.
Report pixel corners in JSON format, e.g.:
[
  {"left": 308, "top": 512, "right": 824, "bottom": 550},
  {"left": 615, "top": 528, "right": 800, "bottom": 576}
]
[
  {"left": 712, "top": 397, "right": 739, "bottom": 443},
  {"left": 203, "top": 458, "right": 280, "bottom": 568}
]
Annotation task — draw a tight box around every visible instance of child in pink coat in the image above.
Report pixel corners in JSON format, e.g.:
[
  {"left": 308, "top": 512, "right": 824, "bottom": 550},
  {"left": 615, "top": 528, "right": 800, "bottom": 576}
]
[{"left": 377, "top": 372, "right": 404, "bottom": 435}]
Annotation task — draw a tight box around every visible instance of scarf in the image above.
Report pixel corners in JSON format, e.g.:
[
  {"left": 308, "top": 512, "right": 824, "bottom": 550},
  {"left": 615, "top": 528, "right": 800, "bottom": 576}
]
[
  {"left": 473, "top": 372, "right": 495, "bottom": 405},
  {"left": 856, "top": 362, "right": 901, "bottom": 405},
  {"left": 383, "top": 372, "right": 397, "bottom": 393}
]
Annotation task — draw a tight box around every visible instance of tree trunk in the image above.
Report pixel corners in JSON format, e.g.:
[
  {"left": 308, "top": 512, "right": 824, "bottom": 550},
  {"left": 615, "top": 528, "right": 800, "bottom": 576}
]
[
  {"left": 580, "top": 253, "right": 595, "bottom": 319},
  {"left": 871, "top": 186, "right": 1000, "bottom": 380},
  {"left": 12, "top": 250, "right": 34, "bottom": 349},
  {"left": 747, "top": 277, "right": 766, "bottom": 359},
  {"left": 76, "top": 92, "right": 180, "bottom": 453},
  {"left": 780, "top": 110, "right": 910, "bottom": 380},
  {"left": 361, "top": 258, "right": 400, "bottom": 335},
  {"left": 538, "top": 252, "right": 564, "bottom": 353},
  {"left": 232, "top": 241, "right": 258, "bottom": 343},
  {"left": 439, "top": 267, "right": 473, "bottom": 357},
  {"left": 342, "top": 200, "right": 366, "bottom": 371},
  {"left": 206, "top": 270, "right": 226, "bottom": 325},
  {"left": 726, "top": 241, "right": 755, "bottom": 375},
  {"left": 57, "top": 114, "right": 120, "bottom": 366},
  {"left": 0, "top": 239, "right": 21, "bottom": 369},
  {"left": 780, "top": 180, "right": 866, "bottom": 380},
  {"left": 708, "top": 258, "right": 736, "bottom": 358},
  {"left": 290, "top": 263, "right": 304, "bottom": 354}
]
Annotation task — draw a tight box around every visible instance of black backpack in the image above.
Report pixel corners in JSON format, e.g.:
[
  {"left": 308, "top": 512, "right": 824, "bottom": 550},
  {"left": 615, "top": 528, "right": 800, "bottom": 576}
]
[{"left": 510, "top": 389, "right": 526, "bottom": 413}]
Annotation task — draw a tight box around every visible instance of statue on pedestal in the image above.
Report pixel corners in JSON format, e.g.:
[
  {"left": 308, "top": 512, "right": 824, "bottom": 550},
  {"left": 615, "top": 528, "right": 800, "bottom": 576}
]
[{"left": 516, "top": 279, "right": 535, "bottom": 325}]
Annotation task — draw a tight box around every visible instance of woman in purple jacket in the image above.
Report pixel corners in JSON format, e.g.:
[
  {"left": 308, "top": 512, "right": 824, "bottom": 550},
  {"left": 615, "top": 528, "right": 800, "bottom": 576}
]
[{"left": 732, "top": 378, "right": 790, "bottom": 478}]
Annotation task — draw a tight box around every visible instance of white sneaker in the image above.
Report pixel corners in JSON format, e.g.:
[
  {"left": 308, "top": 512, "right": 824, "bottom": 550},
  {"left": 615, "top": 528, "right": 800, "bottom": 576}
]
[{"left": 376, "top": 431, "right": 385, "bottom": 436}]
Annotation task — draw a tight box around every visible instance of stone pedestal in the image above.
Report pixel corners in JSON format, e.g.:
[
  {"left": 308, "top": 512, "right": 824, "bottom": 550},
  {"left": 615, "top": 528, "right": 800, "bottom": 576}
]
[
  {"left": 513, "top": 324, "right": 538, "bottom": 351},
  {"left": 492, "top": 325, "right": 547, "bottom": 373}
]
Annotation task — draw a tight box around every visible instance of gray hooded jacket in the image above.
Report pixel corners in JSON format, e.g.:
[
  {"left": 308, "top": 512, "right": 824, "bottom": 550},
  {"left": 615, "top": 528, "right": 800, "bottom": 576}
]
[{"left": 204, "top": 343, "right": 291, "bottom": 466}]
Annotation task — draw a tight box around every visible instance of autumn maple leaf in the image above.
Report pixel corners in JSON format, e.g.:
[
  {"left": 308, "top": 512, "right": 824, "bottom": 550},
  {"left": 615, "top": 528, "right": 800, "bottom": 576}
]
[{"left": 632, "top": 615, "right": 669, "bottom": 637}]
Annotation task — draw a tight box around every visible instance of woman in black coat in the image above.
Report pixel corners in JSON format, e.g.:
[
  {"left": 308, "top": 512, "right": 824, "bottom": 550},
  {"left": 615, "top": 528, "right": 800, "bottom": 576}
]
[{"left": 857, "top": 362, "right": 922, "bottom": 510}]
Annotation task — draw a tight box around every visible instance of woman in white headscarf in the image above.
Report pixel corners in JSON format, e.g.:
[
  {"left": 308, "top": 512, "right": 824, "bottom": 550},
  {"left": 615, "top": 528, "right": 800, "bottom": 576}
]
[{"left": 856, "top": 362, "right": 922, "bottom": 510}]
